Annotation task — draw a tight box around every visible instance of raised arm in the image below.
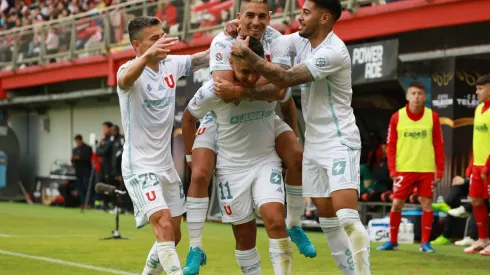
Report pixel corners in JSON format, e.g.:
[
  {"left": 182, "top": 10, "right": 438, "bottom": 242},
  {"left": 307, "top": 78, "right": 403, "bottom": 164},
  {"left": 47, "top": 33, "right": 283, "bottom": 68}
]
[{"left": 190, "top": 49, "right": 210, "bottom": 72}]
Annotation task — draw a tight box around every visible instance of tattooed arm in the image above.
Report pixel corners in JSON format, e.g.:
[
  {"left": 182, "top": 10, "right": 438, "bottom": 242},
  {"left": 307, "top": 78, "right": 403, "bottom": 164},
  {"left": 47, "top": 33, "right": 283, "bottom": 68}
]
[{"left": 190, "top": 49, "right": 210, "bottom": 72}]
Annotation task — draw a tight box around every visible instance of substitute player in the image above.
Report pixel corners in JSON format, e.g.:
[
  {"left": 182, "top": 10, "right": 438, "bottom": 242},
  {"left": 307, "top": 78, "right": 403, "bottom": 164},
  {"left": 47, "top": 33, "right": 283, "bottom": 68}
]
[
  {"left": 224, "top": 1, "right": 370, "bottom": 273},
  {"left": 377, "top": 82, "right": 444, "bottom": 253},
  {"left": 116, "top": 16, "right": 210, "bottom": 275},
  {"left": 182, "top": 1, "right": 315, "bottom": 274},
  {"left": 184, "top": 37, "right": 293, "bottom": 275},
  {"left": 464, "top": 75, "right": 490, "bottom": 255}
]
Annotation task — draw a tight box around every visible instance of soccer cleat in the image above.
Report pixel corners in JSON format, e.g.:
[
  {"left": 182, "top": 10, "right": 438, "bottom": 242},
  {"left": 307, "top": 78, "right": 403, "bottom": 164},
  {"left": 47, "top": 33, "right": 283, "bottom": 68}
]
[
  {"left": 448, "top": 206, "right": 470, "bottom": 218},
  {"left": 431, "top": 235, "right": 451, "bottom": 245},
  {"left": 287, "top": 226, "right": 317, "bottom": 258},
  {"left": 419, "top": 242, "right": 435, "bottom": 253},
  {"left": 183, "top": 247, "right": 207, "bottom": 275},
  {"left": 431, "top": 202, "right": 451, "bottom": 214},
  {"left": 464, "top": 239, "right": 490, "bottom": 254},
  {"left": 376, "top": 241, "right": 398, "bottom": 251},
  {"left": 455, "top": 237, "right": 475, "bottom": 247}
]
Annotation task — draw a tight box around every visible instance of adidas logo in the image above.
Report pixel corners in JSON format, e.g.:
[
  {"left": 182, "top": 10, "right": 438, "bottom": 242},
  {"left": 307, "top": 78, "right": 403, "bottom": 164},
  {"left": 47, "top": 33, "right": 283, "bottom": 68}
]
[
  {"left": 276, "top": 187, "right": 283, "bottom": 193},
  {"left": 158, "top": 84, "right": 165, "bottom": 91},
  {"left": 339, "top": 176, "right": 347, "bottom": 183}
]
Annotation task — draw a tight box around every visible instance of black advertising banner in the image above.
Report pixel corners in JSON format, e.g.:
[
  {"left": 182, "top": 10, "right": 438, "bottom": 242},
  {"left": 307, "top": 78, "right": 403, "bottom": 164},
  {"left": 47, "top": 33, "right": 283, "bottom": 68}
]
[{"left": 348, "top": 39, "right": 399, "bottom": 85}]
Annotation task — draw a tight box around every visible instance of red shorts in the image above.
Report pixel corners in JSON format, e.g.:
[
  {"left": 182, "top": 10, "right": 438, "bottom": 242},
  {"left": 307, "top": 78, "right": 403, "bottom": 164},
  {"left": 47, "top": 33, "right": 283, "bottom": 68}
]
[
  {"left": 469, "top": 166, "right": 489, "bottom": 199},
  {"left": 392, "top": 172, "right": 434, "bottom": 200}
]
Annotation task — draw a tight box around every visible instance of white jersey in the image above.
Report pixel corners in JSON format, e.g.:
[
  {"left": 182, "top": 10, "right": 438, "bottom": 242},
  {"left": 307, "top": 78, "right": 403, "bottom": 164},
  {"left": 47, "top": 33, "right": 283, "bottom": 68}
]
[
  {"left": 117, "top": 55, "right": 191, "bottom": 176},
  {"left": 188, "top": 80, "right": 290, "bottom": 172},
  {"left": 282, "top": 32, "right": 361, "bottom": 150}
]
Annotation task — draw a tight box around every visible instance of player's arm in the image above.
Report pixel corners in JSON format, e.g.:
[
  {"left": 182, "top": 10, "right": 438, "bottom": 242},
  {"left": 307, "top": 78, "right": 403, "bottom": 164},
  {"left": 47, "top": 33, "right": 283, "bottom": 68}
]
[
  {"left": 182, "top": 108, "right": 198, "bottom": 156},
  {"left": 432, "top": 112, "right": 445, "bottom": 181},
  {"left": 466, "top": 153, "right": 474, "bottom": 178},
  {"left": 118, "top": 35, "right": 178, "bottom": 90},
  {"left": 386, "top": 112, "right": 399, "bottom": 178},
  {"left": 190, "top": 49, "right": 210, "bottom": 72}
]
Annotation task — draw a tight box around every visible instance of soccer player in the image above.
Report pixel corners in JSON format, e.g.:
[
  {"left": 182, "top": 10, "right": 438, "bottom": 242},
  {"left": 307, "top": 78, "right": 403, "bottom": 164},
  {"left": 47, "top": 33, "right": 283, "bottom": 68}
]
[
  {"left": 376, "top": 82, "right": 444, "bottom": 253},
  {"left": 182, "top": 1, "right": 315, "bottom": 274},
  {"left": 464, "top": 75, "right": 490, "bottom": 255},
  {"left": 116, "top": 16, "right": 210, "bottom": 275},
  {"left": 223, "top": 0, "right": 371, "bottom": 273},
  {"left": 184, "top": 37, "right": 293, "bottom": 275}
]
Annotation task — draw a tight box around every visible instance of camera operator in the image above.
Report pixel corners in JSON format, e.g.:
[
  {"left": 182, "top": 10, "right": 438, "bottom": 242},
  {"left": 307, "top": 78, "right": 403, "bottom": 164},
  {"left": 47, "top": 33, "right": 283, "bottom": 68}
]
[{"left": 94, "top": 121, "right": 114, "bottom": 210}]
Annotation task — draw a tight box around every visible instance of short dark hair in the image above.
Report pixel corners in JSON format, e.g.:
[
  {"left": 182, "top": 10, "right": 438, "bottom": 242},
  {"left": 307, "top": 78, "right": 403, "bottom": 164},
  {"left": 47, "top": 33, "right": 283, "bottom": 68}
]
[
  {"left": 408, "top": 81, "right": 425, "bottom": 91},
  {"left": 248, "top": 36, "right": 265, "bottom": 58},
  {"left": 240, "top": 0, "right": 268, "bottom": 12},
  {"left": 310, "top": 0, "right": 342, "bottom": 21},
  {"left": 74, "top": 134, "right": 83, "bottom": 141},
  {"left": 476, "top": 75, "right": 490, "bottom": 86},
  {"left": 128, "top": 16, "right": 161, "bottom": 42},
  {"left": 112, "top": 125, "right": 120, "bottom": 132},
  {"left": 103, "top": 121, "right": 113, "bottom": 128}
]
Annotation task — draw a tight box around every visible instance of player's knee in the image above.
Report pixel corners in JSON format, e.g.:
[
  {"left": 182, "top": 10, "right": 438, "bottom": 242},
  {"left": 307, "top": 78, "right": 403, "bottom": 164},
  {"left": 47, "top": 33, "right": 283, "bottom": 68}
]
[
  {"left": 290, "top": 148, "right": 303, "bottom": 172},
  {"left": 152, "top": 213, "right": 174, "bottom": 239},
  {"left": 191, "top": 167, "right": 213, "bottom": 187},
  {"left": 263, "top": 214, "right": 286, "bottom": 234},
  {"left": 419, "top": 197, "right": 432, "bottom": 210},
  {"left": 392, "top": 200, "right": 404, "bottom": 212}
]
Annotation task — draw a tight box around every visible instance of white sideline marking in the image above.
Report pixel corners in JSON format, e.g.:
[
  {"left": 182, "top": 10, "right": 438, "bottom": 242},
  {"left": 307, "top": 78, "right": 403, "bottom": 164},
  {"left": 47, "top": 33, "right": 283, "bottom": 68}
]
[
  {"left": 0, "top": 234, "right": 96, "bottom": 238},
  {"left": 0, "top": 249, "right": 139, "bottom": 275}
]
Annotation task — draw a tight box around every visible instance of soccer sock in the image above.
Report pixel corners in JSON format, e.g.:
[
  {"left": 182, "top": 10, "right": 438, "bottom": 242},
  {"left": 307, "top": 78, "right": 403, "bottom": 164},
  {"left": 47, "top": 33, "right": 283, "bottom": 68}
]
[
  {"left": 156, "top": 242, "right": 182, "bottom": 275},
  {"left": 285, "top": 184, "right": 304, "bottom": 228},
  {"left": 473, "top": 204, "right": 489, "bottom": 239},
  {"left": 320, "top": 217, "right": 356, "bottom": 274},
  {"left": 421, "top": 210, "right": 434, "bottom": 244},
  {"left": 142, "top": 241, "right": 164, "bottom": 275},
  {"left": 337, "top": 209, "right": 371, "bottom": 275},
  {"left": 389, "top": 211, "right": 402, "bottom": 244},
  {"left": 186, "top": 197, "right": 209, "bottom": 249},
  {"left": 235, "top": 248, "right": 262, "bottom": 275},
  {"left": 269, "top": 238, "right": 292, "bottom": 275}
]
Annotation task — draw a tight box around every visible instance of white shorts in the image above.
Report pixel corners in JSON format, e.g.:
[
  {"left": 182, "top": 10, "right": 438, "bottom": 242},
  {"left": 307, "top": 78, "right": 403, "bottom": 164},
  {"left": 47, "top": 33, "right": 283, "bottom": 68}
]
[
  {"left": 302, "top": 145, "right": 360, "bottom": 198},
  {"left": 216, "top": 161, "right": 285, "bottom": 223},
  {"left": 124, "top": 167, "right": 186, "bottom": 228},
  {"left": 193, "top": 115, "right": 291, "bottom": 153}
]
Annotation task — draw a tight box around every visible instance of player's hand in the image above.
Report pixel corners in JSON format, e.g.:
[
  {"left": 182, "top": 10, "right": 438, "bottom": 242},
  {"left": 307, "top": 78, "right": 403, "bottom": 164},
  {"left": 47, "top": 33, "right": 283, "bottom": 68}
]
[
  {"left": 434, "top": 178, "right": 441, "bottom": 185},
  {"left": 214, "top": 77, "right": 241, "bottom": 103},
  {"left": 224, "top": 19, "right": 240, "bottom": 38},
  {"left": 144, "top": 34, "right": 179, "bottom": 61},
  {"left": 452, "top": 176, "right": 465, "bottom": 186},
  {"left": 231, "top": 36, "right": 250, "bottom": 58}
]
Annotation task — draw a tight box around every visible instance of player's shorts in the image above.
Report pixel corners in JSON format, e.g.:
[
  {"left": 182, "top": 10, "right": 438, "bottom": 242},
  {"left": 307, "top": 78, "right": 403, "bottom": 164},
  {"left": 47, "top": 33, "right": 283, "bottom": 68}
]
[
  {"left": 469, "top": 166, "right": 489, "bottom": 199},
  {"left": 123, "top": 167, "right": 186, "bottom": 229},
  {"left": 193, "top": 115, "right": 292, "bottom": 152},
  {"left": 302, "top": 145, "right": 360, "bottom": 198},
  {"left": 215, "top": 161, "right": 285, "bottom": 224},
  {"left": 193, "top": 119, "right": 218, "bottom": 152},
  {"left": 392, "top": 172, "right": 434, "bottom": 200}
]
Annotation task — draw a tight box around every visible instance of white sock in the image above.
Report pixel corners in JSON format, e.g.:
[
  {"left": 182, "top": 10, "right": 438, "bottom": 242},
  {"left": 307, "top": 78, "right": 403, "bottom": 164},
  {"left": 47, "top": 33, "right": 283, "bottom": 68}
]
[
  {"left": 285, "top": 184, "right": 304, "bottom": 228},
  {"left": 142, "top": 241, "right": 164, "bottom": 275},
  {"left": 156, "top": 242, "right": 182, "bottom": 275},
  {"left": 319, "top": 218, "right": 355, "bottom": 275},
  {"left": 269, "top": 238, "right": 292, "bottom": 275},
  {"left": 235, "top": 248, "right": 262, "bottom": 275},
  {"left": 186, "top": 197, "right": 209, "bottom": 249},
  {"left": 337, "top": 209, "right": 371, "bottom": 275}
]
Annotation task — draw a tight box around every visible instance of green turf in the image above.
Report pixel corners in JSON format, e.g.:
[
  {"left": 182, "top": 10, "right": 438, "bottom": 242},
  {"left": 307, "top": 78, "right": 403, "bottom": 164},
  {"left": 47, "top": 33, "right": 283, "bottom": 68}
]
[{"left": 0, "top": 202, "right": 489, "bottom": 274}]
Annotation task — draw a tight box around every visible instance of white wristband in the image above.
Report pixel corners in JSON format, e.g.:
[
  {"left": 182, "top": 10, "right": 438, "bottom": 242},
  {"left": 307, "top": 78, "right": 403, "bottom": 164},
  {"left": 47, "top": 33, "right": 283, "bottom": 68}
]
[{"left": 186, "top": 155, "right": 192, "bottom": 162}]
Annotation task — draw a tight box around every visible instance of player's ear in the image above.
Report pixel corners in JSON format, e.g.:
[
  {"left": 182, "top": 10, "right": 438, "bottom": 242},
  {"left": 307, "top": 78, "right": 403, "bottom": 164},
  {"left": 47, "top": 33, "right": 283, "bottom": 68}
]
[
  {"left": 321, "top": 12, "right": 330, "bottom": 24},
  {"left": 131, "top": 39, "right": 139, "bottom": 50},
  {"left": 237, "top": 13, "right": 241, "bottom": 20}
]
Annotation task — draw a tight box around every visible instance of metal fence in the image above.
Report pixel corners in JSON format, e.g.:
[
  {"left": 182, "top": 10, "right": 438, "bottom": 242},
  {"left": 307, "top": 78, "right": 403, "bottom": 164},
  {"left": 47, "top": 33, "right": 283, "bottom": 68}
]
[{"left": 0, "top": 0, "right": 387, "bottom": 71}]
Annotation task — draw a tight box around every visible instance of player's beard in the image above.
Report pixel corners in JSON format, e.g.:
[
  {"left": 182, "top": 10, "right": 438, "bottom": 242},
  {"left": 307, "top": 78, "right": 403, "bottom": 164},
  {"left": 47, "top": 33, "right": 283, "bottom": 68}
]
[{"left": 298, "top": 24, "right": 314, "bottom": 39}]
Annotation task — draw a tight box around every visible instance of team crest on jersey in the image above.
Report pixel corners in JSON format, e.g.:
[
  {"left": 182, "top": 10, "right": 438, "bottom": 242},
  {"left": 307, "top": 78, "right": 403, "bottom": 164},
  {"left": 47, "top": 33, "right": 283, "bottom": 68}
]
[
  {"left": 216, "top": 53, "right": 223, "bottom": 61},
  {"left": 215, "top": 41, "right": 226, "bottom": 49},
  {"left": 163, "top": 74, "right": 175, "bottom": 88},
  {"left": 315, "top": 57, "right": 327, "bottom": 68}
]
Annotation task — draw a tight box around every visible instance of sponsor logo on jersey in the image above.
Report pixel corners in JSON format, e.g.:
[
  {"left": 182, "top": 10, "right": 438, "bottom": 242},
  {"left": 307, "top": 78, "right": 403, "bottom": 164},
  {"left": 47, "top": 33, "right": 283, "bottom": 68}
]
[
  {"left": 146, "top": 84, "right": 152, "bottom": 92},
  {"left": 332, "top": 159, "right": 347, "bottom": 176},
  {"left": 476, "top": 124, "right": 488, "bottom": 133},
  {"left": 230, "top": 110, "right": 274, "bottom": 124},
  {"left": 143, "top": 96, "right": 175, "bottom": 109},
  {"left": 403, "top": 130, "right": 428, "bottom": 139},
  {"left": 198, "top": 90, "right": 204, "bottom": 100},
  {"left": 216, "top": 53, "right": 223, "bottom": 61},
  {"left": 215, "top": 41, "right": 226, "bottom": 49}
]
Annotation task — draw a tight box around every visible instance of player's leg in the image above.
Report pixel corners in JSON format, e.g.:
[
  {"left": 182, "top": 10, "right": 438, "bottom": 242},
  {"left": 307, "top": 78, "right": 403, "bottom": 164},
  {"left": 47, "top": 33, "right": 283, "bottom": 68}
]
[
  {"left": 254, "top": 163, "right": 292, "bottom": 275},
  {"left": 378, "top": 173, "right": 412, "bottom": 250},
  {"left": 232, "top": 217, "right": 262, "bottom": 275},
  {"left": 326, "top": 147, "right": 370, "bottom": 275},
  {"left": 303, "top": 155, "right": 354, "bottom": 274},
  {"left": 183, "top": 123, "right": 217, "bottom": 274},
  {"left": 417, "top": 173, "right": 436, "bottom": 252},
  {"left": 465, "top": 167, "right": 490, "bottom": 254},
  {"left": 274, "top": 116, "right": 316, "bottom": 257}
]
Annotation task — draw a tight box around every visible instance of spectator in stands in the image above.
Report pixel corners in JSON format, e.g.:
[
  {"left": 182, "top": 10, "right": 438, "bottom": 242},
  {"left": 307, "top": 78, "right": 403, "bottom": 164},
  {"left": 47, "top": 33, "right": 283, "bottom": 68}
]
[
  {"left": 155, "top": 0, "right": 177, "bottom": 33},
  {"left": 94, "top": 121, "right": 113, "bottom": 210},
  {"left": 361, "top": 143, "right": 392, "bottom": 202},
  {"left": 71, "top": 134, "right": 93, "bottom": 208}
]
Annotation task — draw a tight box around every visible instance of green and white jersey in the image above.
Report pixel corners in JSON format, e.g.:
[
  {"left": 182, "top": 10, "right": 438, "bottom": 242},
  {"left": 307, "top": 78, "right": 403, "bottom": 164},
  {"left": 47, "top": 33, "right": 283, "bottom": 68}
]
[
  {"left": 117, "top": 55, "right": 191, "bottom": 176},
  {"left": 187, "top": 80, "right": 290, "bottom": 172},
  {"left": 280, "top": 32, "right": 361, "bottom": 150}
]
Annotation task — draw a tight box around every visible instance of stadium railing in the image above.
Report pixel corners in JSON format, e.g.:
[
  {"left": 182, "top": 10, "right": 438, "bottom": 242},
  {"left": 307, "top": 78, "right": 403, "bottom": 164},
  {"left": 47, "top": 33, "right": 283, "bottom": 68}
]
[{"left": 0, "top": 0, "right": 389, "bottom": 71}]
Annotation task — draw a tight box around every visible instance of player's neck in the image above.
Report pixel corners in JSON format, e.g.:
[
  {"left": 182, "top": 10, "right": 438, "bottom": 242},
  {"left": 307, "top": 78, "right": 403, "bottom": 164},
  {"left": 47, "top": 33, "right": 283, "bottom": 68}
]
[
  {"left": 309, "top": 27, "right": 333, "bottom": 49},
  {"left": 146, "top": 60, "right": 159, "bottom": 72},
  {"left": 408, "top": 103, "right": 423, "bottom": 114}
]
